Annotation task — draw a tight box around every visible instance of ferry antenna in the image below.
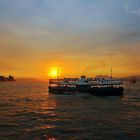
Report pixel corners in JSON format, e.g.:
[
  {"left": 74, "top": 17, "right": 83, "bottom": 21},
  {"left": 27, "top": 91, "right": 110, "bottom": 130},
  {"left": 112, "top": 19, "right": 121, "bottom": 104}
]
[
  {"left": 57, "top": 67, "right": 60, "bottom": 82},
  {"left": 111, "top": 67, "right": 112, "bottom": 80}
]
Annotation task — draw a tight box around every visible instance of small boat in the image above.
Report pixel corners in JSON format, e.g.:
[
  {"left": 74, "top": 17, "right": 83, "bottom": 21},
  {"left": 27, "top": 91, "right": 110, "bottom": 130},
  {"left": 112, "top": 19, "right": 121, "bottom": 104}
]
[{"left": 48, "top": 76, "right": 124, "bottom": 96}]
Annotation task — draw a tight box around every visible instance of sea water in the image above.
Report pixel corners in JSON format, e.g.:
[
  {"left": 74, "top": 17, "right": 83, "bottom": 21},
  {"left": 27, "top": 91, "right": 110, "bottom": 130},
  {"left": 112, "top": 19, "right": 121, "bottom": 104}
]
[{"left": 0, "top": 81, "right": 140, "bottom": 140}]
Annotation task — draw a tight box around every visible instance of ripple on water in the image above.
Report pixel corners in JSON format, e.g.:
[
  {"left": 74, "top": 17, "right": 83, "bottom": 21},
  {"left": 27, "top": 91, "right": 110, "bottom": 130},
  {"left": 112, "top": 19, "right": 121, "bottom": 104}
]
[{"left": 0, "top": 81, "right": 140, "bottom": 139}]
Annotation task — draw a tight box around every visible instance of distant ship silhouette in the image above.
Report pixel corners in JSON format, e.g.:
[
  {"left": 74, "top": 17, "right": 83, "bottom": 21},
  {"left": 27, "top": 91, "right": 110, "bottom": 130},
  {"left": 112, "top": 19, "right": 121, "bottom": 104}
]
[{"left": 0, "top": 75, "right": 15, "bottom": 82}]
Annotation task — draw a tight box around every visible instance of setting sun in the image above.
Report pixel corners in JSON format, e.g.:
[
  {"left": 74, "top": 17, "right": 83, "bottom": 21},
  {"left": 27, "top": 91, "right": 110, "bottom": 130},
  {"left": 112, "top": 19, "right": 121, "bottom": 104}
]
[
  {"left": 51, "top": 70, "right": 58, "bottom": 77},
  {"left": 49, "top": 67, "right": 60, "bottom": 78}
]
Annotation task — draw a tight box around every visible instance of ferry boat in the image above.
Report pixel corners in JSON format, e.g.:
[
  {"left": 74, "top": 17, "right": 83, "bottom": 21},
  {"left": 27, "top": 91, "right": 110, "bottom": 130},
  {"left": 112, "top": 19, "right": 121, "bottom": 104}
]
[{"left": 48, "top": 76, "right": 124, "bottom": 96}]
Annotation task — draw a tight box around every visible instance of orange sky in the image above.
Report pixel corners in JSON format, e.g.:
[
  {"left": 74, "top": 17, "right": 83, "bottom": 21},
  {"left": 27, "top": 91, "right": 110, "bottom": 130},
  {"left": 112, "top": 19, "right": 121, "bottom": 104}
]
[
  {"left": 0, "top": 28, "right": 140, "bottom": 79},
  {"left": 0, "top": 1, "right": 140, "bottom": 79}
]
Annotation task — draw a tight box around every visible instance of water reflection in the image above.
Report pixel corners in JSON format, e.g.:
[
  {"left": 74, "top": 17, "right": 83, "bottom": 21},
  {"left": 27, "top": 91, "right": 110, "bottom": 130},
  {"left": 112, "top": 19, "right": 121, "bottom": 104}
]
[{"left": 0, "top": 81, "right": 140, "bottom": 139}]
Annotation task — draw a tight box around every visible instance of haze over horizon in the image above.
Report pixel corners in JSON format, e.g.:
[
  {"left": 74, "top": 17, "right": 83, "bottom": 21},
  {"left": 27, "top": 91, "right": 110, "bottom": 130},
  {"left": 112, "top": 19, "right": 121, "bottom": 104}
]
[{"left": 0, "top": 0, "right": 140, "bottom": 79}]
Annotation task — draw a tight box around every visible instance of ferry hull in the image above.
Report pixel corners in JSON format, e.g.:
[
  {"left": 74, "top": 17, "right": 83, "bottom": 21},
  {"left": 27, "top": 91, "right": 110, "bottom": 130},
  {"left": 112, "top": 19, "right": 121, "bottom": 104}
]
[
  {"left": 89, "top": 87, "right": 124, "bottom": 96},
  {"left": 49, "top": 86, "right": 124, "bottom": 96},
  {"left": 48, "top": 86, "right": 76, "bottom": 94}
]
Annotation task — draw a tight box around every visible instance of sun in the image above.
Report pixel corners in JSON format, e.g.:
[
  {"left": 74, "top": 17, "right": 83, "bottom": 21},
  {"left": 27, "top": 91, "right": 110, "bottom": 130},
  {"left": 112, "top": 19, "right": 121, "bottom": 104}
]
[
  {"left": 51, "top": 70, "right": 58, "bottom": 77},
  {"left": 49, "top": 67, "right": 59, "bottom": 78}
]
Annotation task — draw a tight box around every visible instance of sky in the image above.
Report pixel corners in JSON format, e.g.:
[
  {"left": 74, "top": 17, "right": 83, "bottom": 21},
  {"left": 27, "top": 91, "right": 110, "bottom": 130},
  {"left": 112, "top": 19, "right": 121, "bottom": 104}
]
[{"left": 0, "top": 0, "right": 140, "bottom": 79}]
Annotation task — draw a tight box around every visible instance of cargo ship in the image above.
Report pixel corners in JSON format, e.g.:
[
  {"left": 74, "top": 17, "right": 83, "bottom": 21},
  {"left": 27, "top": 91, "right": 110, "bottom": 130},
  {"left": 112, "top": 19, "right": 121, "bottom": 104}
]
[{"left": 48, "top": 76, "right": 124, "bottom": 96}]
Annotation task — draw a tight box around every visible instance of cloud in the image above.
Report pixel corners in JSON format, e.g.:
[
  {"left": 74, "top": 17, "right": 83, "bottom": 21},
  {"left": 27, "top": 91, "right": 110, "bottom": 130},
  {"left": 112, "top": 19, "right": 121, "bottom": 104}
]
[
  {"left": 124, "top": 0, "right": 140, "bottom": 17},
  {"left": 131, "top": 8, "right": 140, "bottom": 16}
]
